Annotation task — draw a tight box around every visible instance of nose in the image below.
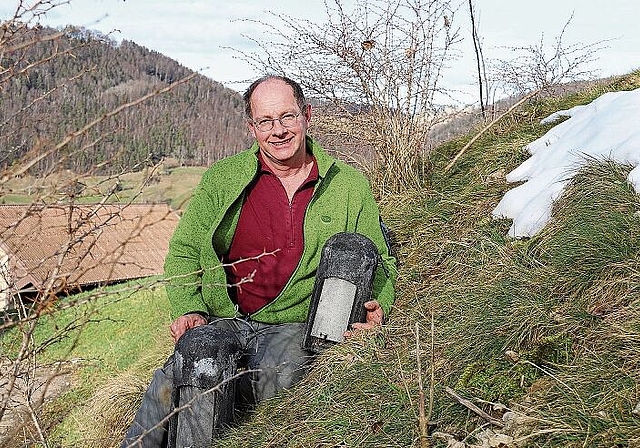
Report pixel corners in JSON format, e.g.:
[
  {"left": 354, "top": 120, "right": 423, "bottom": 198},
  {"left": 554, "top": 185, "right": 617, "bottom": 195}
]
[{"left": 271, "top": 118, "right": 288, "bottom": 135}]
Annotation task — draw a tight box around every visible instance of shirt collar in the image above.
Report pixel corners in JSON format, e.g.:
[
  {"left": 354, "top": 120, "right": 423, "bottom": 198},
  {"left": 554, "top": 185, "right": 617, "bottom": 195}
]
[{"left": 257, "top": 151, "right": 319, "bottom": 184}]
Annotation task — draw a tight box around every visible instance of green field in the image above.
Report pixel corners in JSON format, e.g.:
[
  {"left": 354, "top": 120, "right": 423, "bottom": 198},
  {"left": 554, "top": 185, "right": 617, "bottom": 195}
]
[
  {"left": 1, "top": 164, "right": 207, "bottom": 211},
  {"left": 2, "top": 71, "right": 640, "bottom": 447}
]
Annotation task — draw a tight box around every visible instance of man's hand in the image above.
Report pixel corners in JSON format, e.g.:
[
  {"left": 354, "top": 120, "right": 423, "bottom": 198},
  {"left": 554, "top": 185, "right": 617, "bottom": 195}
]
[
  {"left": 344, "top": 300, "right": 384, "bottom": 338},
  {"left": 170, "top": 313, "right": 207, "bottom": 343}
]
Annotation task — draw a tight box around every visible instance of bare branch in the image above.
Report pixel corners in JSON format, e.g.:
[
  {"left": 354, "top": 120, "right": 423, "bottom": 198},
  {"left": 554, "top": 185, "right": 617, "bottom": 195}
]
[
  {"left": 491, "top": 14, "right": 608, "bottom": 96},
  {"left": 230, "top": 0, "right": 463, "bottom": 192},
  {"left": 445, "top": 386, "right": 505, "bottom": 428}
]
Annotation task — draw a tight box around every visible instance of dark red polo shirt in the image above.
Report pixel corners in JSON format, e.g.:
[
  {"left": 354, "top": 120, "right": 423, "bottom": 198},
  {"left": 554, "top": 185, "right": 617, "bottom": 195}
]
[{"left": 224, "top": 153, "right": 318, "bottom": 315}]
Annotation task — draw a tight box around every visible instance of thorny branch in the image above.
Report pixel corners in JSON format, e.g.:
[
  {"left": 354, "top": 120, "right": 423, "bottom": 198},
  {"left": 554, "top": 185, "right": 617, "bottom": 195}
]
[
  {"left": 230, "top": 0, "right": 462, "bottom": 193},
  {"left": 0, "top": 2, "right": 204, "bottom": 445}
]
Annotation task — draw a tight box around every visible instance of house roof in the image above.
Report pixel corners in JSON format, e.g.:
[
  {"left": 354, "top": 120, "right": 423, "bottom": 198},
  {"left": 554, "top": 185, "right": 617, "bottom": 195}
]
[{"left": 0, "top": 203, "right": 180, "bottom": 294}]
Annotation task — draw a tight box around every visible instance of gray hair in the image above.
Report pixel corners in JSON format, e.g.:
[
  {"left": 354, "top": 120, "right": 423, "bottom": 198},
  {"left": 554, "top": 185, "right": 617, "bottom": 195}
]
[{"left": 242, "top": 75, "right": 306, "bottom": 119}]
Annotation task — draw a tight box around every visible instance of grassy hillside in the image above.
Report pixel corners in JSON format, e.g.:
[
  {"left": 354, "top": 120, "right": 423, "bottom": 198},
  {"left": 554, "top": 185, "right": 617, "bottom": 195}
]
[
  {"left": 211, "top": 71, "right": 640, "bottom": 447},
  {"left": 0, "top": 163, "right": 206, "bottom": 210},
  {"left": 5, "top": 71, "right": 640, "bottom": 447}
]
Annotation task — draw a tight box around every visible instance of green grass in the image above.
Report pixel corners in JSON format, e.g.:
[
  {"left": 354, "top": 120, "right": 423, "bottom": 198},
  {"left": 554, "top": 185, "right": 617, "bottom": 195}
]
[
  {"left": 0, "top": 164, "right": 206, "bottom": 211},
  {"left": 0, "top": 279, "right": 173, "bottom": 447},
  {"left": 4, "top": 71, "right": 640, "bottom": 447},
  {"left": 5, "top": 279, "right": 171, "bottom": 368},
  {"left": 0, "top": 194, "right": 32, "bottom": 204}
]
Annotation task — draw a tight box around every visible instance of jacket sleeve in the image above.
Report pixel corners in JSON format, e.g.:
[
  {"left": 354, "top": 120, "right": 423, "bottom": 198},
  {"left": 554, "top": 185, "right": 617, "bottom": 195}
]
[
  {"left": 356, "top": 181, "right": 397, "bottom": 318},
  {"left": 164, "top": 174, "right": 217, "bottom": 319}
]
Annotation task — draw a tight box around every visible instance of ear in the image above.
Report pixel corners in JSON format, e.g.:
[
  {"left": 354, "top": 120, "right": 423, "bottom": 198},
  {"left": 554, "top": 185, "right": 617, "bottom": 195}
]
[
  {"left": 303, "top": 103, "right": 312, "bottom": 124},
  {"left": 247, "top": 120, "right": 256, "bottom": 139}
]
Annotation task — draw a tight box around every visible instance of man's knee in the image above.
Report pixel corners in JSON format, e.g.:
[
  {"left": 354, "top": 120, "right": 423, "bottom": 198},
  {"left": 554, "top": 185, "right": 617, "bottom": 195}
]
[
  {"left": 173, "top": 324, "right": 241, "bottom": 389},
  {"left": 250, "top": 323, "right": 314, "bottom": 402},
  {"left": 168, "top": 324, "right": 242, "bottom": 447}
]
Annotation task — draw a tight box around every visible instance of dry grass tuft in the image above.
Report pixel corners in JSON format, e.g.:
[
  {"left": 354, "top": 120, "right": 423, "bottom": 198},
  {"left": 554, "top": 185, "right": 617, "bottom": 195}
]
[
  {"left": 64, "top": 347, "right": 171, "bottom": 448},
  {"left": 74, "top": 373, "right": 148, "bottom": 448},
  {"left": 39, "top": 70, "right": 640, "bottom": 447}
]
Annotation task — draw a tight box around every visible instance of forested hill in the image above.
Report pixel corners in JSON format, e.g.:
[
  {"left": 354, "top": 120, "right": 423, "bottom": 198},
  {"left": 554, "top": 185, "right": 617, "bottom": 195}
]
[{"left": 1, "top": 25, "right": 252, "bottom": 175}]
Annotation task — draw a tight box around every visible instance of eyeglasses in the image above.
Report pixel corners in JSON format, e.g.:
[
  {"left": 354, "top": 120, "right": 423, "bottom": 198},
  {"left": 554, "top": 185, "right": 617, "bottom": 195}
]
[{"left": 251, "top": 112, "right": 302, "bottom": 132}]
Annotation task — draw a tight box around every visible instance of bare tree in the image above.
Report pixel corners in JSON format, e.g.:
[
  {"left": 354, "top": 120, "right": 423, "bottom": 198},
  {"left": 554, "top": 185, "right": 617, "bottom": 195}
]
[
  {"left": 444, "top": 14, "right": 607, "bottom": 173},
  {"left": 492, "top": 14, "right": 607, "bottom": 97},
  {"left": 234, "top": 0, "right": 462, "bottom": 193},
  {"left": 0, "top": 2, "right": 196, "bottom": 445}
]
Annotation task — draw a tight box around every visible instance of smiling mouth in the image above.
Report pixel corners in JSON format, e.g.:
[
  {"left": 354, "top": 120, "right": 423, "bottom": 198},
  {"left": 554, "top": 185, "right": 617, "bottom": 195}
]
[{"left": 270, "top": 137, "right": 293, "bottom": 147}]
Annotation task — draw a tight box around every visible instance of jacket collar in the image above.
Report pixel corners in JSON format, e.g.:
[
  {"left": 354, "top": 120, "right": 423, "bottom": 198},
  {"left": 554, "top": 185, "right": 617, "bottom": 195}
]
[{"left": 248, "top": 136, "right": 335, "bottom": 179}]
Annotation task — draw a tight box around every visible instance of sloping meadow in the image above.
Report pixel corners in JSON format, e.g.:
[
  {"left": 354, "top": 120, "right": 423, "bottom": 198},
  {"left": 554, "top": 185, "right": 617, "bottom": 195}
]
[
  {"left": 210, "top": 73, "right": 640, "bottom": 447},
  {"left": 23, "top": 73, "right": 639, "bottom": 447}
]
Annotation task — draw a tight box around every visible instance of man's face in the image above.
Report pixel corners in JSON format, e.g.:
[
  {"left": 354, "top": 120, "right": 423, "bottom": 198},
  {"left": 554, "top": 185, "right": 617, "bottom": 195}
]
[{"left": 248, "top": 79, "right": 311, "bottom": 166}]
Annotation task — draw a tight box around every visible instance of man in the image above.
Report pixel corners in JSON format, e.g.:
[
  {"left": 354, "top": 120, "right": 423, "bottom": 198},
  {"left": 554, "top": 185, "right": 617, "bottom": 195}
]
[{"left": 122, "top": 75, "right": 396, "bottom": 447}]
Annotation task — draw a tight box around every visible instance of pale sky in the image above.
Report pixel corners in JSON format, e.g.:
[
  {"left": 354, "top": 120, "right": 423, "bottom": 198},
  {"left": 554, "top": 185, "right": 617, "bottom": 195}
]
[{"left": 2, "top": 0, "right": 639, "bottom": 104}]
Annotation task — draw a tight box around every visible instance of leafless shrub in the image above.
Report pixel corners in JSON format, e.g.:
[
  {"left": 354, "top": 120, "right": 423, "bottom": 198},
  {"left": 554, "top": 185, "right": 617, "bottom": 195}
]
[
  {"left": 232, "top": 0, "right": 462, "bottom": 193},
  {"left": 444, "top": 14, "right": 608, "bottom": 173},
  {"left": 0, "top": 2, "right": 201, "bottom": 445},
  {"left": 491, "top": 14, "right": 608, "bottom": 97}
]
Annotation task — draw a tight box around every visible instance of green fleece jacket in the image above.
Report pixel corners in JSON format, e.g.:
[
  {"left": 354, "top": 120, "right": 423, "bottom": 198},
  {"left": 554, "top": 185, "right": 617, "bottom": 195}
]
[{"left": 164, "top": 137, "right": 397, "bottom": 323}]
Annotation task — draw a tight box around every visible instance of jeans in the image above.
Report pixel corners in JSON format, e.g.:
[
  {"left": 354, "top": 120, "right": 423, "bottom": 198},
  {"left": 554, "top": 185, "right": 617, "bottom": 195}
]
[{"left": 120, "top": 318, "right": 314, "bottom": 448}]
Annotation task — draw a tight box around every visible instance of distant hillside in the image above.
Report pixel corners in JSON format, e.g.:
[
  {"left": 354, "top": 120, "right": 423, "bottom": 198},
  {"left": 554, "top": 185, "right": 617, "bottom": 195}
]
[{"left": 0, "top": 25, "right": 252, "bottom": 175}]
